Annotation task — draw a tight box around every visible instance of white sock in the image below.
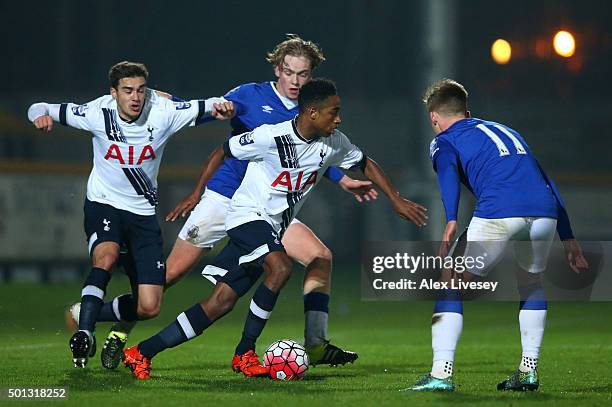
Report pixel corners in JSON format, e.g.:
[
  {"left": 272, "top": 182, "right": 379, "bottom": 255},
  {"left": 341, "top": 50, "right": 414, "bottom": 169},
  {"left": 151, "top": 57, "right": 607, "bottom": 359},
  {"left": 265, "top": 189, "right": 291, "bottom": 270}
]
[
  {"left": 431, "top": 312, "right": 463, "bottom": 379},
  {"left": 304, "top": 310, "right": 328, "bottom": 347},
  {"left": 519, "top": 309, "right": 546, "bottom": 372}
]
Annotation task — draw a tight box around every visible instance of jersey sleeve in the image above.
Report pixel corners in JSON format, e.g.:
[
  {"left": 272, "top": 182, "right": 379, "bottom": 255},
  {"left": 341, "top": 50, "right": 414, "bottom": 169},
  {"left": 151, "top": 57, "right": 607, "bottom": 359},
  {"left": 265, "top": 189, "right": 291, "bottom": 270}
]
[
  {"left": 432, "top": 138, "right": 461, "bottom": 222},
  {"left": 224, "top": 127, "right": 272, "bottom": 161},
  {"left": 334, "top": 132, "right": 365, "bottom": 170},
  {"left": 167, "top": 99, "right": 208, "bottom": 133},
  {"left": 535, "top": 162, "right": 575, "bottom": 240},
  {"left": 27, "top": 98, "right": 102, "bottom": 131},
  {"left": 223, "top": 84, "right": 253, "bottom": 118}
]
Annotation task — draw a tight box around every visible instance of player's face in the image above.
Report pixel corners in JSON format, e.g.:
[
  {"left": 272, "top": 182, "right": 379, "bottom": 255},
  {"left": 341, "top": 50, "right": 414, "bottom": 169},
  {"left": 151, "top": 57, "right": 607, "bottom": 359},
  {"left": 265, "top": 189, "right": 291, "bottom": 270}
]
[
  {"left": 111, "top": 76, "right": 147, "bottom": 121},
  {"left": 274, "top": 55, "right": 312, "bottom": 100},
  {"left": 312, "top": 95, "right": 342, "bottom": 137}
]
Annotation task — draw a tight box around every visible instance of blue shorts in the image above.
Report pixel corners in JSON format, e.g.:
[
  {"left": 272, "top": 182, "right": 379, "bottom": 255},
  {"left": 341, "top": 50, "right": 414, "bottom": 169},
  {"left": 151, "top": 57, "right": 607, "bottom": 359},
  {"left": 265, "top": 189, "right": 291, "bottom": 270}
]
[
  {"left": 83, "top": 199, "right": 165, "bottom": 286},
  {"left": 204, "top": 220, "right": 285, "bottom": 296}
]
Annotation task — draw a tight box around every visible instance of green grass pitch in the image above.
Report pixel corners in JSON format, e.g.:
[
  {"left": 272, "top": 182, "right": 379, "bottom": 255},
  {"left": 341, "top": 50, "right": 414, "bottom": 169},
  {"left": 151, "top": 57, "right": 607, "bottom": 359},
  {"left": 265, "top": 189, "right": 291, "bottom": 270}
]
[{"left": 0, "top": 269, "right": 610, "bottom": 406}]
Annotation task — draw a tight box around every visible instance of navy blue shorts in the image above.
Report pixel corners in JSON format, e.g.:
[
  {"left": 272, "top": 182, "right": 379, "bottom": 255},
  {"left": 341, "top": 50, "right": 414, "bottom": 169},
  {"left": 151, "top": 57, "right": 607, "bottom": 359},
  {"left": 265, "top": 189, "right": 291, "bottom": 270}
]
[
  {"left": 83, "top": 199, "right": 165, "bottom": 286},
  {"left": 203, "top": 220, "right": 285, "bottom": 296}
]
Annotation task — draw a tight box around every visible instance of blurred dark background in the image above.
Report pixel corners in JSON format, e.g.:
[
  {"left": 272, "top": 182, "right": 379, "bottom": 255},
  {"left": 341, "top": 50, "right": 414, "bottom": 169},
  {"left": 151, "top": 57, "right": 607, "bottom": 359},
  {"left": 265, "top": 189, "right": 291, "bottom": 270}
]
[{"left": 1, "top": 0, "right": 610, "bottom": 280}]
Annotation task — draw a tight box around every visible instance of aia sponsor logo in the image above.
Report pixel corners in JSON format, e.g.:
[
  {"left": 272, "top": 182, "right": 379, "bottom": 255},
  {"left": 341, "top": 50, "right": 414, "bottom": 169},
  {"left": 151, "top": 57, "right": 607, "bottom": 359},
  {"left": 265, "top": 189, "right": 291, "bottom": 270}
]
[
  {"left": 271, "top": 170, "right": 318, "bottom": 191},
  {"left": 104, "top": 144, "right": 156, "bottom": 165}
]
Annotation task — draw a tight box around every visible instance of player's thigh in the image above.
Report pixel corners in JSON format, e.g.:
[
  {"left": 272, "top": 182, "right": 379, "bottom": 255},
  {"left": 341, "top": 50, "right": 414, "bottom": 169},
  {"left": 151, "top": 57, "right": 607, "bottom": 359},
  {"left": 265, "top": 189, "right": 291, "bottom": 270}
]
[
  {"left": 166, "top": 238, "right": 211, "bottom": 286},
  {"left": 177, "top": 189, "right": 229, "bottom": 249},
  {"left": 83, "top": 199, "right": 124, "bottom": 267},
  {"left": 125, "top": 213, "right": 166, "bottom": 287},
  {"left": 282, "top": 219, "right": 331, "bottom": 266},
  {"left": 515, "top": 217, "right": 557, "bottom": 274}
]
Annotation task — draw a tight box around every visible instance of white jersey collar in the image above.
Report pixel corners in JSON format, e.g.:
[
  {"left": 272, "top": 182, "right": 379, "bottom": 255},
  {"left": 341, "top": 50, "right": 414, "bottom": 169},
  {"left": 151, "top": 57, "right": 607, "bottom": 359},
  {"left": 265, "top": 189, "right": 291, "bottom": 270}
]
[{"left": 270, "top": 82, "right": 298, "bottom": 111}]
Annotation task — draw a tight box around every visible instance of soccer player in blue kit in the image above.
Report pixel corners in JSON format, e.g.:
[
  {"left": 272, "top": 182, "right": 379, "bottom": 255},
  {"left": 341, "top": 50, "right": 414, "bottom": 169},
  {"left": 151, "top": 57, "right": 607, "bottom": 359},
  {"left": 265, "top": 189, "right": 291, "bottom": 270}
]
[
  {"left": 405, "top": 79, "right": 589, "bottom": 392},
  {"left": 93, "top": 35, "right": 377, "bottom": 369}
]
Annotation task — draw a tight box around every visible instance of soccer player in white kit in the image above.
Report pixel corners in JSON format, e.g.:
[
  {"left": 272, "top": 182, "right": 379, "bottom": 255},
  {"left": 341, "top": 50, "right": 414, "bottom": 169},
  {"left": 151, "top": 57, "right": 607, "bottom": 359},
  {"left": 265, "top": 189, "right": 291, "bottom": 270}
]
[
  {"left": 122, "top": 78, "right": 428, "bottom": 379},
  {"left": 27, "top": 61, "right": 233, "bottom": 368},
  {"left": 405, "top": 79, "right": 589, "bottom": 392},
  {"left": 96, "top": 35, "right": 375, "bottom": 370}
]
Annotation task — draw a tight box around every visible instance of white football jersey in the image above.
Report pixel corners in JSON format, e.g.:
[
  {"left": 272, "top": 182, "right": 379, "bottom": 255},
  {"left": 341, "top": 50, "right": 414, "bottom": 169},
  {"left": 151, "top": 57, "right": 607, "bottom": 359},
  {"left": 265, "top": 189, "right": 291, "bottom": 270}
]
[
  {"left": 59, "top": 90, "right": 205, "bottom": 215},
  {"left": 225, "top": 118, "right": 364, "bottom": 234}
]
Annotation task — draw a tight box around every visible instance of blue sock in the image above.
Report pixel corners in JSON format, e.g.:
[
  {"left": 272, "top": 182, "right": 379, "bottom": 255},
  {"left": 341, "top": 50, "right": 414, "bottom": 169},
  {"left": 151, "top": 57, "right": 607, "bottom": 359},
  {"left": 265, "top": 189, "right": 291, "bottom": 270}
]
[
  {"left": 139, "top": 304, "right": 212, "bottom": 360},
  {"left": 433, "top": 289, "right": 463, "bottom": 314},
  {"left": 79, "top": 267, "right": 111, "bottom": 332},
  {"left": 97, "top": 294, "right": 138, "bottom": 322},
  {"left": 235, "top": 283, "right": 279, "bottom": 355},
  {"left": 519, "top": 283, "right": 547, "bottom": 310}
]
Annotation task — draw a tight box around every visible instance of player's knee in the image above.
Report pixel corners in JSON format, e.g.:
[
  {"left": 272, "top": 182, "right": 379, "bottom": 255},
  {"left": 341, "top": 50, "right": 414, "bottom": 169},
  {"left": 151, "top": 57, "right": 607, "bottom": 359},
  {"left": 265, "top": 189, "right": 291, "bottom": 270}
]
[
  {"left": 318, "top": 246, "right": 333, "bottom": 263},
  {"left": 93, "top": 253, "right": 119, "bottom": 271},
  {"left": 137, "top": 302, "right": 161, "bottom": 320},
  {"left": 267, "top": 257, "right": 293, "bottom": 290},
  {"left": 208, "top": 286, "right": 238, "bottom": 317}
]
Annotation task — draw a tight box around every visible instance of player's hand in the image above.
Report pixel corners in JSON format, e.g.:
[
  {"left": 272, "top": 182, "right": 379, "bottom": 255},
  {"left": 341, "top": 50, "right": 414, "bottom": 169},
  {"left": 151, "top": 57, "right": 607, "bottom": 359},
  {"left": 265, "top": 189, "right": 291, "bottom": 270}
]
[
  {"left": 438, "top": 220, "right": 457, "bottom": 257},
  {"left": 166, "top": 191, "right": 200, "bottom": 222},
  {"left": 391, "top": 196, "right": 428, "bottom": 227},
  {"left": 562, "top": 239, "right": 589, "bottom": 274},
  {"left": 33, "top": 115, "right": 54, "bottom": 132},
  {"left": 338, "top": 175, "right": 378, "bottom": 203},
  {"left": 211, "top": 101, "right": 235, "bottom": 120}
]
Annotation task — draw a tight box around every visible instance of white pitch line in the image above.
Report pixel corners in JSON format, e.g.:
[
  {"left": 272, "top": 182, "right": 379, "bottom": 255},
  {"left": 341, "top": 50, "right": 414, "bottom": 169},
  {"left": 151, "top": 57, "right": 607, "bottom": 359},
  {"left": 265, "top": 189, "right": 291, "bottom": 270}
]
[{"left": 0, "top": 343, "right": 61, "bottom": 351}]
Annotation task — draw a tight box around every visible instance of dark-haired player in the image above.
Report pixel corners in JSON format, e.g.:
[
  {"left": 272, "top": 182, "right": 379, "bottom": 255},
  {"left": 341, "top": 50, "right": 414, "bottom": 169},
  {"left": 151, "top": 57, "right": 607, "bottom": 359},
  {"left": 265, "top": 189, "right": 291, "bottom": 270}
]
[
  {"left": 122, "top": 78, "right": 428, "bottom": 379},
  {"left": 95, "top": 35, "right": 376, "bottom": 370},
  {"left": 27, "top": 61, "right": 233, "bottom": 368}
]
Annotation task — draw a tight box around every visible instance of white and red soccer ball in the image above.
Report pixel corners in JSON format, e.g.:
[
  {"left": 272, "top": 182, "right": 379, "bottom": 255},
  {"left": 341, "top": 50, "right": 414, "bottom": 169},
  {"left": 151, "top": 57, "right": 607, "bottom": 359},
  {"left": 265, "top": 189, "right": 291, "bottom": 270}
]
[{"left": 263, "top": 339, "right": 309, "bottom": 381}]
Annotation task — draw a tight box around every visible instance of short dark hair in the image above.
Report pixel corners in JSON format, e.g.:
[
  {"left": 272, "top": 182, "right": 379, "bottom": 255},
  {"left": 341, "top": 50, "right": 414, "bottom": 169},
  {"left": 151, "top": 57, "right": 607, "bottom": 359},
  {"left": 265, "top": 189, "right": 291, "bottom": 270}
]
[
  {"left": 423, "top": 79, "right": 468, "bottom": 115},
  {"left": 298, "top": 78, "right": 337, "bottom": 113},
  {"left": 108, "top": 61, "right": 149, "bottom": 89}
]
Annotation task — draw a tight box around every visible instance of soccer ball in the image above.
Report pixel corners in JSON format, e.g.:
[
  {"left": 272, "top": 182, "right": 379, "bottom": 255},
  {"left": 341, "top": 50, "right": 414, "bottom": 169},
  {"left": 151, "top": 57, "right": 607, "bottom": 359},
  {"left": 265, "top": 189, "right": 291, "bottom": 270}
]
[{"left": 263, "top": 339, "right": 309, "bottom": 381}]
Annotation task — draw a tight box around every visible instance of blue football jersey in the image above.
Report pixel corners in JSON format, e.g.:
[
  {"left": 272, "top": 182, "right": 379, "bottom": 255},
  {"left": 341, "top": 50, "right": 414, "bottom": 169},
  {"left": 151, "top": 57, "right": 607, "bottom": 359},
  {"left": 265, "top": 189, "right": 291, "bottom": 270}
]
[
  {"left": 204, "top": 82, "right": 342, "bottom": 198},
  {"left": 430, "top": 118, "right": 561, "bottom": 222}
]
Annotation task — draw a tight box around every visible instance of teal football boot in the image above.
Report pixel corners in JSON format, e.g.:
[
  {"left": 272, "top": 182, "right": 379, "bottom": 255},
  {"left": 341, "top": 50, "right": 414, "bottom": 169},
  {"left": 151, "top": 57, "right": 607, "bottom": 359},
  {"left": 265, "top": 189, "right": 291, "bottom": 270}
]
[
  {"left": 497, "top": 369, "right": 539, "bottom": 391},
  {"left": 401, "top": 374, "right": 455, "bottom": 392}
]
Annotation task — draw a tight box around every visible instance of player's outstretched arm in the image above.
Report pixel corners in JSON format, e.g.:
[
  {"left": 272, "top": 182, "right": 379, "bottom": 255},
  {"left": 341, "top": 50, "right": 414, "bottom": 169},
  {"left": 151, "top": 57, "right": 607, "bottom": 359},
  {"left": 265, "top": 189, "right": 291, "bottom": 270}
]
[
  {"left": 165, "top": 145, "right": 226, "bottom": 221},
  {"left": 338, "top": 175, "right": 378, "bottom": 202},
  {"left": 155, "top": 90, "right": 235, "bottom": 122},
  {"left": 27, "top": 103, "right": 60, "bottom": 132},
  {"left": 362, "top": 157, "right": 428, "bottom": 226}
]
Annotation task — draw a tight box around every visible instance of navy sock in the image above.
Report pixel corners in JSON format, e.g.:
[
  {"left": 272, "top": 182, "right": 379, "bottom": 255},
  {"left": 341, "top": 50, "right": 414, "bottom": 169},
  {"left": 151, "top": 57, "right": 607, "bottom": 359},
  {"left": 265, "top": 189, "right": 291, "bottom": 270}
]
[
  {"left": 235, "top": 283, "right": 279, "bottom": 355},
  {"left": 304, "top": 292, "right": 329, "bottom": 313},
  {"left": 139, "top": 303, "right": 212, "bottom": 360},
  {"left": 79, "top": 267, "right": 111, "bottom": 332},
  {"left": 97, "top": 293, "right": 138, "bottom": 322},
  {"left": 433, "top": 288, "right": 463, "bottom": 314}
]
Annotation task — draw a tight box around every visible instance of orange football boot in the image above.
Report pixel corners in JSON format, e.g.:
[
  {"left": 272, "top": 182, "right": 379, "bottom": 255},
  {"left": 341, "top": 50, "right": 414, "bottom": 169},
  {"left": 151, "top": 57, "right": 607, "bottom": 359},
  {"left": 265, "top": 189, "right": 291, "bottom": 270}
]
[
  {"left": 123, "top": 345, "right": 151, "bottom": 379},
  {"left": 231, "top": 350, "right": 270, "bottom": 377}
]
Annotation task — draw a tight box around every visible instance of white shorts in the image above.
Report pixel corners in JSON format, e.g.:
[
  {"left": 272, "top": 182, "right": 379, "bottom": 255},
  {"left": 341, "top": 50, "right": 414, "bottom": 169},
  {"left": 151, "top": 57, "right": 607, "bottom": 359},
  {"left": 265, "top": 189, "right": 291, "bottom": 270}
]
[
  {"left": 463, "top": 216, "right": 557, "bottom": 276},
  {"left": 178, "top": 189, "right": 301, "bottom": 249},
  {"left": 178, "top": 189, "right": 230, "bottom": 248}
]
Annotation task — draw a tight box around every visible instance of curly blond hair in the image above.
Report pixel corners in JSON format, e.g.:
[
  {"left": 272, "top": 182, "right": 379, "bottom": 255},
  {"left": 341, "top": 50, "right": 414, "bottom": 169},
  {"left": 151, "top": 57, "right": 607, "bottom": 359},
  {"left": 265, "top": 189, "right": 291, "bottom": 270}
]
[{"left": 266, "top": 34, "right": 326, "bottom": 69}]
